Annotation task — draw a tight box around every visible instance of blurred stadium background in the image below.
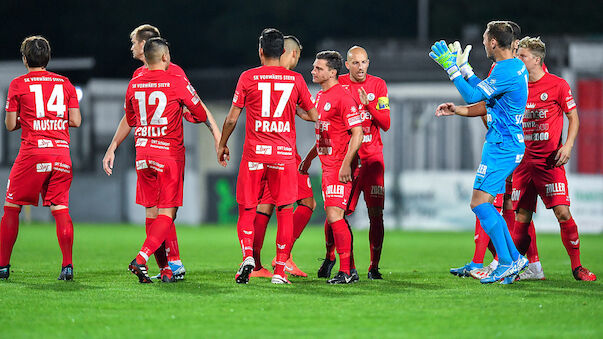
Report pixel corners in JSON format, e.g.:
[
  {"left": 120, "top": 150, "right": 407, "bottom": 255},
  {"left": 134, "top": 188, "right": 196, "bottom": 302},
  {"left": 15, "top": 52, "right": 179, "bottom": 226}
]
[{"left": 0, "top": 1, "right": 601, "bottom": 233}]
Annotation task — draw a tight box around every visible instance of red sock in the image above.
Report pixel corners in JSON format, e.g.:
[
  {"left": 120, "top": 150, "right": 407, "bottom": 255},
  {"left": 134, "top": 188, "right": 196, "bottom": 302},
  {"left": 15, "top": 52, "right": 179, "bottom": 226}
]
[
  {"left": 155, "top": 242, "right": 168, "bottom": 269},
  {"left": 324, "top": 220, "right": 335, "bottom": 261},
  {"left": 331, "top": 219, "right": 352, "bottom": 275},
  {"left": 52, "top": 209, "right": 74, "bottom": 267},
  {"left": 559, "top": 218, "right": 581, "bottom": 270},
  {"left": 0, "top": 206, "right": 21, "bottom": 266},
  {"left": 291, "top": 204, "right": 313, "bottom": 250},
  {"left": 165, "top": 222, "right": 180, "bottom": 262},
  {"left": 526, "top": 221, "right": 540, "bottom": 262},
  {"left": 274, "top": 207, "right": 293, "bottom": 276},
  {"left": 368, "top": 214, "right": 384, "bottom": 270},
  {"left": 472, "top": 217, "right": 490, "bottom": 264},
  {"left": 252, "top": 212, "right": 270, "bottom": 269},
  {"left": 136, "top": 215, "right": 173, "bottom": 264},
  {"left": 503, "top": 209, "right": 515, "bottom": 233},
  {"left": 237, "top": 205, "right": 255, "bottom": 260},
  {"left": 512, "top": 221, "right": 531, "bottom": 255},
  {"left": 145, "top": 218, "right": 154, "bottom": 236}
]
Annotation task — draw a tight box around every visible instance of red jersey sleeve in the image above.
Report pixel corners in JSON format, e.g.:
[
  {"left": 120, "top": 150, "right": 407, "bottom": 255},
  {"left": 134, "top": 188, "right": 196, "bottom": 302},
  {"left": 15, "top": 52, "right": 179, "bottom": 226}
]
[
  {"left": 368, "top": 79, "right": 391, "bottom": 131},
  {"left": 232, "top": 72, "right": 247, "bottom": 108},
  {"left": 6, "top": 79, "right": 20, "bottom": 112},
  {"left": 124, "top": 85, "right": 136, "bottom": 127},
  {"left": 340, "top": 94, "right": 362, "bottom": 130},
  {"left": 178, "top": 80, "right": 207, "bottom": 123},
  {"left": 64, "top": 80, "right": 79, "bottom": 109},
  {"left": 558, "top": 79, "right": 576, "bottom": 113},
  {"left": 295, "top": 75, "right": 314, "bottom": 112}
]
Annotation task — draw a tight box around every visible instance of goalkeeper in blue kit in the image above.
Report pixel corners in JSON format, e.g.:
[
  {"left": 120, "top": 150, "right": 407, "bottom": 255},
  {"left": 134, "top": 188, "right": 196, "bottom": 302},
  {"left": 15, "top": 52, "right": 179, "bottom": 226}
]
[{"left": 431, "top": 21, "right": 529, "bottom": 284}]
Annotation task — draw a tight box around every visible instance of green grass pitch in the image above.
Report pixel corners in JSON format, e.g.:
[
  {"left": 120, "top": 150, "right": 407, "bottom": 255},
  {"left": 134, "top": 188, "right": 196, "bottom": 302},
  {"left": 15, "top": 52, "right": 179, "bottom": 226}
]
[{"left": 0, "top": 223, "right": 601, "bottom": 338}]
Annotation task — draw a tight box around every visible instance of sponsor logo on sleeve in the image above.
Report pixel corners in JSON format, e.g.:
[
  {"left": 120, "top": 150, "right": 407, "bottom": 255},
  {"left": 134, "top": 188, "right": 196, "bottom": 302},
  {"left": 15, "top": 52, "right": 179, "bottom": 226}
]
[
  {"left": 566, "top": 98, "right": 576, "bottom": 110},
  {"left": 255, "top": 145, "right": 272, "bottom": 155},
  {"left": 478, "top": 81, "right": 495, "bottom": 97},
  {"left": 232, "top": 91, "right": 239, "bottom": 103},
  {"left": 36, "top": 163, "right": 52, "bottom": 173},
  {"left": 377, "top": 97, "right": 389, "bottom": 110}
]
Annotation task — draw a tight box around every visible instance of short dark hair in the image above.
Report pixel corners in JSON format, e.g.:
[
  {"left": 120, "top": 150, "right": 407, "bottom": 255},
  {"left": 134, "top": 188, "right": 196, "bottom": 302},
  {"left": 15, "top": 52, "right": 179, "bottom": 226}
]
[
  {"left": 316, "top": 50, "right": 343, "bottom": 76},
  {"left": 486, "top": 21, "right": 514, "bottom": 49},
  {"left": 506, "top": 21, "right": 521, "bottom": 41},
  {"left": 284, "top": 35, "right": 302, "bottom": 51},
  {"left": 21, "top": 36, "right": 51, "bottom": 68},
  {"left": 130, "top": 24, "right": 160, "bottom": 42},
  {"left": 259, "top": 28, "right": 284, "bottom": 59},
  {"left": 144, "top": 37, "right": 169, "bottom": 64}
]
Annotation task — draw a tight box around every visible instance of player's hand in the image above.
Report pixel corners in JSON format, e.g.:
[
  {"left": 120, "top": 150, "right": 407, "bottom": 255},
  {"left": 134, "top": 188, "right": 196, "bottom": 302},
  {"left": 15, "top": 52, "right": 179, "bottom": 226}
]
[
  {"left": 102, "top": 150, "right": 115, "bottom": 176},
  {"left": 453, "top": 41, "right": 474, "bottom": 79},
  {"left": 299, "top": 158, "right": 312, "bottom": 175},
  {"left": 555, "top": 144, "right": 572, "bottom": 167},
  {"left": 435, "top": 102, "right": 456, "bottom": 116},
  {"left": 429, "top": 40, "right": 461, "bottom": 80},
  {"left": 217, "top": 145, "right": 230, "bottom": 167},
  {"left": 358, "top": 87, "right": 370, "bottom": 105},
  {"left": 338, "top": 164, "right": 352, "bottom": 183}
]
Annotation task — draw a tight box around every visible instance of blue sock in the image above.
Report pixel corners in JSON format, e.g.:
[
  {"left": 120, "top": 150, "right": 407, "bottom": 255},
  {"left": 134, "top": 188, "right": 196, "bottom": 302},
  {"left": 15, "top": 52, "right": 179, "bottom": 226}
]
[
  {"left": 472, "top": 203, "right": 512, "bottom": 265},
  {"left": 469, "top": 261, "right": 483, "bottom": 269}
]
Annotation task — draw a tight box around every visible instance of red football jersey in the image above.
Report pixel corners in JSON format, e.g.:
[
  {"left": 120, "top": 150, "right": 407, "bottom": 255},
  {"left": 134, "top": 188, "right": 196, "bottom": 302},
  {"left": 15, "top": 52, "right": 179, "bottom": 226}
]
[
  {"left": 315, "top": 83, "right": 362, "bottom": 170},
  {"left": 232, "top": 65, "right": 314, "bottom": 164},
  {"left": 125, "top": 70, "right": 207, "bottom": 159},
  {"left": 132, "top": 62, "right": 189, "bottom": 82},
  {"left": 5, "top": 70, "right": 79, "bottom": 154},
  {"left": 523, "top": 72, "right": 576, "bottom": 158},
  {"left": 339, "top": 74, "right": 389, "bottom": 159}
]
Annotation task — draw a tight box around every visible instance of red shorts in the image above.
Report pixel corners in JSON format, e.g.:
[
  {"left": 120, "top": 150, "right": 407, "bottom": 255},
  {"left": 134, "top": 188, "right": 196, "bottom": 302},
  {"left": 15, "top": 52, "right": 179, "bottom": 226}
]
[
  {"left": 511, "top": 157, "right": 570, "bottom": 211},
  {"left": 259, "top": 171, "right": 313, "bottom": 205},
  {"left": 348, "top": 156, "right": 385, "bottom": 212},
  {"left": 5, "top": 152, "right": 72, "bottom": 206},
  {"left": 321, "top": 169, "right": 353, "bottom": 210},
  {"left": 135, "top": 155, "right": 185, "bottom": 208},
  {"left": 237, "top": 161, "right": 298, "bottom": 208}
]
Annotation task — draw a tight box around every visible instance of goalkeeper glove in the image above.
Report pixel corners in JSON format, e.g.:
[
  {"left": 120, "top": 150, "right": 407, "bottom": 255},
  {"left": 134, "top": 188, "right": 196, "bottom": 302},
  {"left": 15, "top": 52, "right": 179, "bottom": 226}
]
[
  {"left": 452, "top": 41, "right": 474, "bottom": 79},
  {"left": 429, "top": 40, "right": 461, "bottom": 80}
]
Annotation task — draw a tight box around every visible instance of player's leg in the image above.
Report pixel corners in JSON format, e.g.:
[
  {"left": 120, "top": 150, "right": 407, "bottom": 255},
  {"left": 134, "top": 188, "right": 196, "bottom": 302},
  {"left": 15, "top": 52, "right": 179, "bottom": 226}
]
[
  {"left": 367, "top": 207, "right": 384, "bottom": 279},
  {"left": 0, "top": 202, "right": 22, "bottom": 280},
  {"left": 326, "top": 206, "right": 354, "bottom": 284},
  {"left": 250, "top": 203, "right": 274, "bottom": 278},
  {"left": 553, "top": 205, "right": 596, "bottom": 281},
  {"left": 318, "top": 219, "right": 337, "bottom": 278},
  {"left": 131, "top": 207, "right": 178, "bottom": 283},
  {"left": 144, "top": 207, "right": 168, "bottom": 279},
  {"left": 234, "top": 161, "right": 265, "bottom": 284},
  {"left": 272, "top": 203, "right": 294, "bottom": 284},
  {"left": 283, "top": 191, "right": 316, "bottom": 278},
  {"left": 49, "top": 205, "right": 74, "bottom": 280}
]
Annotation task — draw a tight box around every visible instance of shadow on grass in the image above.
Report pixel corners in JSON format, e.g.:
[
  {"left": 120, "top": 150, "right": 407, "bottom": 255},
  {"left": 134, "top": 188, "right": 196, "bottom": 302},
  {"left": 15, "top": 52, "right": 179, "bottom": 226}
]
[{"left": 502, "top": 277, "right": 602, "bottom": 297}]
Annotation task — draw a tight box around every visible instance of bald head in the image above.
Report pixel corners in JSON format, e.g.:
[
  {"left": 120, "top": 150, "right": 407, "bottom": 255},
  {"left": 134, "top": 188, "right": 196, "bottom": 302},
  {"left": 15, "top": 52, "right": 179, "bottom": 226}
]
[{"left": 345, "top": 45, "right": 370, "bottom": 82}]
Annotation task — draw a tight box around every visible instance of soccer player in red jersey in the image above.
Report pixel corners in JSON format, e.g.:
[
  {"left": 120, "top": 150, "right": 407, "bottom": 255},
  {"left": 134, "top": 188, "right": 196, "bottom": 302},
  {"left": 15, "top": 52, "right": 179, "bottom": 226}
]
[
  {"left": 338, "top": 46, "right": 390, "bottom": 280},
  {"left": 513, "top": 37, "right": 596, "bottom": 281},
  {"left": 102, "top": 25, "right": 221, "bottom": 280},
  {"left": 251, "top": 35, "right": 316, "bottom": 279},
  {"left": 121, "top": 37, "right": 209, "bottom": 283},
  {"left": 0, "top": 36, "right": 81, "bottom": 281},
  {"left": 300, "top": 50, "right": 363, "bottom": 284},
  {"left": 218, "top": 28, "right": 317, "bottom": 284}
]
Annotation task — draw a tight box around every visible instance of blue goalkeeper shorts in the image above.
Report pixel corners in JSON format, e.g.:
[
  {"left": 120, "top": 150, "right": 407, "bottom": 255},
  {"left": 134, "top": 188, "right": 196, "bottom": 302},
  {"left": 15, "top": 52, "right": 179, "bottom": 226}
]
[{"left": 473, "top": 141, "right": 525, "bottom": 197}]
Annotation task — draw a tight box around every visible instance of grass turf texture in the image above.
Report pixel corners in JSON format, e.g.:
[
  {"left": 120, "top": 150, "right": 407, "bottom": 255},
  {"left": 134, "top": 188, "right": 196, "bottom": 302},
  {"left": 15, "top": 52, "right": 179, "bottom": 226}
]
[{"left": 0, "top": 223, "right": 601, "bottom": 338}]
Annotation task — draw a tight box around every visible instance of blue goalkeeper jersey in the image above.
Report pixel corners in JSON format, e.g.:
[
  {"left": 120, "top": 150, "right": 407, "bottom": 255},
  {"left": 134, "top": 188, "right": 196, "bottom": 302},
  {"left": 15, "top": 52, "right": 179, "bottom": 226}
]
[{"left": 475, "top": 58, "right": 528, "bottom": 149}]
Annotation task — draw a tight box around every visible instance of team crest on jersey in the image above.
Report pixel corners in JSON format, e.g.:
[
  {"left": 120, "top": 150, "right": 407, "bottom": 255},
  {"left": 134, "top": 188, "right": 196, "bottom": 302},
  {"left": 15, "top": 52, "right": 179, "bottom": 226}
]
[
  {"left": 540, "top": 92, "right": 548, "bottom": 101},
  {"left": 324, "top": 102, "right": 331, "bottom": 111},
  {"left": 367, "top": 93, "right": 375, "bottom": 101}
]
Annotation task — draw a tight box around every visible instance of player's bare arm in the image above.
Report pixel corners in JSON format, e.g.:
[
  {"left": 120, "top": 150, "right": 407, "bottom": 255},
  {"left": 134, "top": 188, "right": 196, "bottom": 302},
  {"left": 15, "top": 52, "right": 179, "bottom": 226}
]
[
  {"left": 359, "top": 87, "right": 391, "bottom": 131},
  {"left": 436, "top": 101, "right": 486, "bottom": 117},
  {"left": 299, "top": 146, "right": 318, "bottom": 174},
  {"left": 68, "top": 108, "right": 82, "bottom": 127},
  {"left": 203, "top": 107, "right": 222, "bottom": 154},
  {"left": 339, "top": 125, "right": 363, "bottom": 183},
  {"left": 296, "top": 106, "right": 318, "bottom": 122},
  {"left": 102, "top": 115, "right": 133, "bottom": 176},
  {"left": 5, "top": 111, "right": 19, "bottom": 131},
  {"left": 217, "top": 104, "right": 242, "bottom": 167},
  {"left": 555, "top": 108, "right": 579, "bottom": 167}
]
